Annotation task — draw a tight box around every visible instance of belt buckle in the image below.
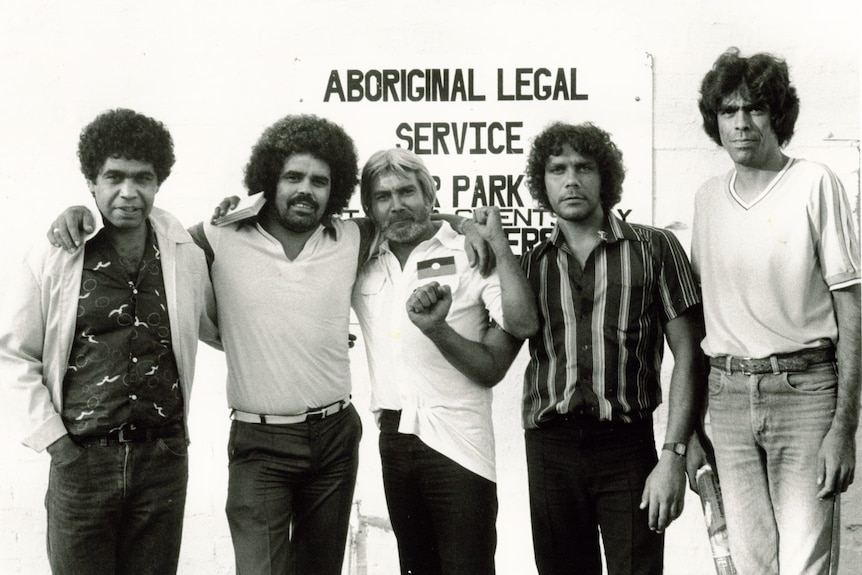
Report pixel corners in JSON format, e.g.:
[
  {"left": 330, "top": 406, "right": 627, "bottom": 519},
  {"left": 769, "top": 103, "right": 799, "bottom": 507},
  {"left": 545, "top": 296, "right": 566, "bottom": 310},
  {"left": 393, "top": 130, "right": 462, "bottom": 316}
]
[
  {"left": 306, "top": 400, "right": 344, "bottom": 422},
  {"left": 305, "top": 408, "right": 327, "bottom": 422},
  {"left": 738, "top": 357, "right": 756, "bottom": 376}
]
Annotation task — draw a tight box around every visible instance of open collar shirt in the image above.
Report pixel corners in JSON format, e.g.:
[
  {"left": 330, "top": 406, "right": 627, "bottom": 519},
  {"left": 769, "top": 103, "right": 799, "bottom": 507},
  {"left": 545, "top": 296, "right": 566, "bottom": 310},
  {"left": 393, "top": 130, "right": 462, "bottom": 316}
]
[
  {"left": 352, "top": 222, "right": 504, "bottom": 482},
  {"left": 519, "top": 212, "right": 700, "bottom": 429},
  {"left": 0, "top": 207, "right": 216, "bottom": 451},
  {"left": 62, "top": 224, "right": 183, "bottom": 436}
]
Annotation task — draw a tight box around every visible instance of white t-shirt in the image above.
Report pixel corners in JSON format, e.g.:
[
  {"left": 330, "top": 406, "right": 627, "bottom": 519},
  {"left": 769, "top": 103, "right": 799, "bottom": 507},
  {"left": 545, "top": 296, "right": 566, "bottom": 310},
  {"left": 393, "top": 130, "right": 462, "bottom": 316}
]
[
  {"left": 352, "top": 222, "right": 504, "bottom": 482},
  {"left": 692, "top": 158, "right": 860, "bottom": 358},
  {"left": 203, "top": 217, "right": 361, "bottom": 414}
]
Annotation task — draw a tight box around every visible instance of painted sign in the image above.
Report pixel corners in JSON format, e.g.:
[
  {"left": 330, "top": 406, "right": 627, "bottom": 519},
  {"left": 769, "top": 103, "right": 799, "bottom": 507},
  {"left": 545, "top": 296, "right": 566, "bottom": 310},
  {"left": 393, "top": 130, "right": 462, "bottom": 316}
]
[{"left": 296, "top": 54, "right": 654, "bottom": 253}]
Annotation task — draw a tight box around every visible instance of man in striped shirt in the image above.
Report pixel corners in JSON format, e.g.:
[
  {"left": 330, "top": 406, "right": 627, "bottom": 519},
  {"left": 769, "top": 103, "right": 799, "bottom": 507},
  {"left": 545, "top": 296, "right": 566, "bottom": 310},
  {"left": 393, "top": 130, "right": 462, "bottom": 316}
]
[{"left": 519, "top": 122, "right": 703, "bottom": 575}]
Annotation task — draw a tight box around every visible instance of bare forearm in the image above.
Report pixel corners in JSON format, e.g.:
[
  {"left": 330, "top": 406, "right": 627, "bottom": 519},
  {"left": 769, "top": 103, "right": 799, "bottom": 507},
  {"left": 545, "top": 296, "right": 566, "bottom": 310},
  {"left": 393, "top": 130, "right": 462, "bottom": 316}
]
[
  {"left": 489, "top": 235, "right": 538, "bottom": 339},
  {"left": 664, "top": 357, "right": 700, "bottom": 445},
  {"left": 832, "top": 285, "right": 861, "bottom": 432},
  {"left": 662, "top": 311, "right": 704, "bottom": 445},
  {"left": 421, "top": 323, "right": 518, "bottom": 387}
]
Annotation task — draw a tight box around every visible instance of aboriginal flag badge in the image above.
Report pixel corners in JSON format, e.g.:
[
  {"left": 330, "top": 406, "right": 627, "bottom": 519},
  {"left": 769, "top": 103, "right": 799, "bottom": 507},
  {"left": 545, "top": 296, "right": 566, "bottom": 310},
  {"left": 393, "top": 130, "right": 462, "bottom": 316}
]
[{"left": 417, "top": 256, "right": 456, "bottom": 279}]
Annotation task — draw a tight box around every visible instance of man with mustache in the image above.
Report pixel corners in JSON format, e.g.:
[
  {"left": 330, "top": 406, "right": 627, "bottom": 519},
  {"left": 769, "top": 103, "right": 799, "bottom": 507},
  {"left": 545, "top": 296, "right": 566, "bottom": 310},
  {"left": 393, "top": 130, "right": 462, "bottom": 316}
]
[
  {"left": 1, "top": 108, "right": 217, "bottom": 574},
  {"left": 351, "top": 148, "right": 538, "bottom": 574},
  {"left": 46, "top": 115, "right": 491, "bottom": 575},
  {"left": 47, "top": 115, "right": 369, "bottom": 575},
  {"left": 518, "top": 122, "right": 703, "bottom": 575},
  {"left": 688, "top": 48, "right": 860, "bottom": 574}
]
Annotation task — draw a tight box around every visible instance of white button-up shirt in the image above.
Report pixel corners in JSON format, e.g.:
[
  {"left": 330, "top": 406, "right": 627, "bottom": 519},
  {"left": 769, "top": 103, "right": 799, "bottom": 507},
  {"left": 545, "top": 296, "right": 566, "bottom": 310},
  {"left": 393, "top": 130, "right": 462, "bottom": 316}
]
[{"left": 352, "top": 222, "right": 504, "bottom": 482}]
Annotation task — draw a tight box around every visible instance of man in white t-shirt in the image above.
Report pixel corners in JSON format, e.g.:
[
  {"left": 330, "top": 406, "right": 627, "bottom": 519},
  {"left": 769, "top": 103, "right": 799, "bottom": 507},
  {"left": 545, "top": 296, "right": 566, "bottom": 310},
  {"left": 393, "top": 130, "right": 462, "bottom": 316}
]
[
  {"left": 46, "top": 115, "right": 377, "bottom": 575},
  {"left": 352, "top": 148, "right": 538, "bottom": 575},
  {"left": 689, "top": 48, "right": 861, "bottom": 575}
]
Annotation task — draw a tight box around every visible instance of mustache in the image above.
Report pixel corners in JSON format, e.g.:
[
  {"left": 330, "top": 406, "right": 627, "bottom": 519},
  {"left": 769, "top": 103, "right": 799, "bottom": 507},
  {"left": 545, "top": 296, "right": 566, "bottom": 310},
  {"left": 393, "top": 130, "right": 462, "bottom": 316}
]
[{"left": 288, "top": 194, "right": 320, "bottom": 211}]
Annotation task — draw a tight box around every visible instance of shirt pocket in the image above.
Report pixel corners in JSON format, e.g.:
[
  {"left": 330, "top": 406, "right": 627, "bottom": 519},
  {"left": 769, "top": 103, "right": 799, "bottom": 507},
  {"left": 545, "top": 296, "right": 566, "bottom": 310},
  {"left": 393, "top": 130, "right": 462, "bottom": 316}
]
[{"left": 354, "top": 270, "right": 388, "bottom": 320}]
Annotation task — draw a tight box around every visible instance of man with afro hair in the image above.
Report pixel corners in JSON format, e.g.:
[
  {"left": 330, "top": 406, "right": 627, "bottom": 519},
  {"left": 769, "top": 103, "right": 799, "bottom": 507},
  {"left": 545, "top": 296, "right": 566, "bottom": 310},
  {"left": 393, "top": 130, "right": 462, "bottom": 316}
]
[
  {"left": 1, "top": 108, "right": 217, "bottom": 574},
  {"left": 47, "top": 113, "right": 489, "bottom": 575}
]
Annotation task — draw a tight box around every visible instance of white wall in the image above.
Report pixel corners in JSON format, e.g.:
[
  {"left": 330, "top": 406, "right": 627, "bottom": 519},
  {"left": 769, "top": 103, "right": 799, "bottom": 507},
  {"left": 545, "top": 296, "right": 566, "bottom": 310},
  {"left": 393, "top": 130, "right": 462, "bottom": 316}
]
[{"left": 0, "top": 1, "right": 859, "bottom": 574}]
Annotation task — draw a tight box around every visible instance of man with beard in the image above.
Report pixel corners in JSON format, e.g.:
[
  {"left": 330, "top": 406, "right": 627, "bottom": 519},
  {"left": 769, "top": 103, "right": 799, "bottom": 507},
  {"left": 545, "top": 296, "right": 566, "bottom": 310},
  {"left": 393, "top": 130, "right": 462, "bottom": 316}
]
[
  {"left": 189, "top": 115, "right": 371, "bottom": 575},
  {"left": 47, "top": 115, "right": 491, "bottom": 575},
  {"left": 47, "top": 115, "right": 369, "bottom": 575},
  {"left": 351, "top": 148, "right": 538, "bottom": 575}
]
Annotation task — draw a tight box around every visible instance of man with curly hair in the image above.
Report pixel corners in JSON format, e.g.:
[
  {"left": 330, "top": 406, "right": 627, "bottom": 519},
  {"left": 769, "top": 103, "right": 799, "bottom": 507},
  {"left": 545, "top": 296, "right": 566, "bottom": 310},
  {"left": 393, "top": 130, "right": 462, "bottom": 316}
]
[
  {"left": 688, "top": 48, "right": 861, "bottom": 574},
  {"left": 519, "top": 122, "right": 703, "bottom": 575},
  {"left": 190, "top": 114, "right": 376, "bottom": 575},
  {"left": 0, "top": 108, "right": 217, "bottom": 574},
  {"left": 46, "top": 113, "right": 492, "bottom": 574}
]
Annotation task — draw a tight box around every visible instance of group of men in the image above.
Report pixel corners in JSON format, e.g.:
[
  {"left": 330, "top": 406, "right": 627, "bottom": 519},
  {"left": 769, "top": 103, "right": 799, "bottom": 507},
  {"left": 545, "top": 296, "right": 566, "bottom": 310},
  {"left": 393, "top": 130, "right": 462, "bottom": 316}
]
[{"left": 0, "top": 47, "right": 858, "bottom": 575}]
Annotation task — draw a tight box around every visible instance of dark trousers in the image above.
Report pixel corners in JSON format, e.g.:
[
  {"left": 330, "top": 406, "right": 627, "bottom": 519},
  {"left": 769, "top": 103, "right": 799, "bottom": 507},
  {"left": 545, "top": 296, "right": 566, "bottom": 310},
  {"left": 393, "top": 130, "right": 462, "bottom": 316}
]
[
  {"left": 225, "top": 404, "right": 362, "bottom": 575},
  {"left": 46, "top": 435, "right": 189, "bottom": 575},
  {"left": 379, "top": 410, "right": 498, "bottom": 575},
  {"left": 525, "top": 415, "right": 662, "bottom": 575}
]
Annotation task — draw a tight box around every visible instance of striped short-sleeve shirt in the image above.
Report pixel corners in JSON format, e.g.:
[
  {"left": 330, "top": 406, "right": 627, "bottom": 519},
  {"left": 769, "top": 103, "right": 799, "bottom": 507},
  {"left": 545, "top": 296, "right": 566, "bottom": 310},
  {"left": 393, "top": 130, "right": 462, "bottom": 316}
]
[{"left": 520, "top": 213, "right": 700, "bottom": 429}]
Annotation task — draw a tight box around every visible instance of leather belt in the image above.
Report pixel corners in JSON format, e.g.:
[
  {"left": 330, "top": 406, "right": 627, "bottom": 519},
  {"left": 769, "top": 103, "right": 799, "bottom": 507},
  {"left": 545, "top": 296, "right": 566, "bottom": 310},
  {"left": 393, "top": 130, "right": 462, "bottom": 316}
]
[
  {"left": 709, "top": 347, "right": 835, "bottom": 375},
  {"left": 231, "top": 398, "right": 351, "bottom": 425},
  {"left": 74, "top": 423, "right": 185, "bottom": 445}
]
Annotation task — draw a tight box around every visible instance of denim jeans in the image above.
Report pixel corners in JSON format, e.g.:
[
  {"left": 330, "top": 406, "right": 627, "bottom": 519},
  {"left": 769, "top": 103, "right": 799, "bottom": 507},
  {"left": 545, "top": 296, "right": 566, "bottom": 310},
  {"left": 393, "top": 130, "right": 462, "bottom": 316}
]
[
  {"left": 708, "top": 363, "right": 840, "bottom": 575},
  {"left": 525, "top": 415, "right": 662, "bottom": 575},
  {"left": 225, "top": 404, "right": 362, "bottom": 575},
  {"left": 378, "top": 411, "right": 498, "bottom": 575},
  {"left": 45, "top": 435, "right": 189, "bottom": 575}
]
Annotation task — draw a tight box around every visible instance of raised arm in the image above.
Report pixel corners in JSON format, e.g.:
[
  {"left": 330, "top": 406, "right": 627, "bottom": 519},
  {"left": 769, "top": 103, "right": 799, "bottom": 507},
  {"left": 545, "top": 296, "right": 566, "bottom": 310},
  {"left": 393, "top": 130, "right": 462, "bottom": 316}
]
[
  {"left": 432, "top": 212, "right": 495, "bottom": 277},
  {"left": 406, "top": 282, "right": 523, "bottom": 387},
  {"left": 470, "top": 206, "right": 538, "bottom": 339}
]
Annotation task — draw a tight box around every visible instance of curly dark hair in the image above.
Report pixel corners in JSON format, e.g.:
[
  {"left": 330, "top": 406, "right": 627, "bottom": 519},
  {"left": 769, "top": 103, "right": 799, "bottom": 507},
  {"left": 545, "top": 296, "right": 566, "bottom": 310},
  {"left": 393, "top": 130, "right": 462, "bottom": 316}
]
[
  {"left": 244, "top": 115, "right": 359, "bottom": 217},
  {"left": 78, "top": 108, "right": 175, "bottom": 184},
  {"left": 526, "top": 122, "right": 625, "bottom": 212},
  {"left": 698, "top": 47, "right": 800, "bottom": 147}
]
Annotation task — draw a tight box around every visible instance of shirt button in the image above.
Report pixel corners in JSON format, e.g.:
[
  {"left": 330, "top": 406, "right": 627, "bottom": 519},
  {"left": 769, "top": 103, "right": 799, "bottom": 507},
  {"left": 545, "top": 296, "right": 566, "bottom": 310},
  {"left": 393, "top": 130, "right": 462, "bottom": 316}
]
[
  {"left": 130, "top": 394, "right": 137, "bottom": 400},
  {"left": 132, "top": 357, "right": 138, "bottom": 363}
]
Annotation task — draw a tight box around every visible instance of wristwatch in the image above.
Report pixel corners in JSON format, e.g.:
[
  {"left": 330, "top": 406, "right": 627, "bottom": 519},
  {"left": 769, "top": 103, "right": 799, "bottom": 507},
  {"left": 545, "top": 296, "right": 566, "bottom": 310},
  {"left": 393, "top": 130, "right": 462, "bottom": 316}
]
[{"left": 662, "top": 442, "right": 687, "bottom": 457}]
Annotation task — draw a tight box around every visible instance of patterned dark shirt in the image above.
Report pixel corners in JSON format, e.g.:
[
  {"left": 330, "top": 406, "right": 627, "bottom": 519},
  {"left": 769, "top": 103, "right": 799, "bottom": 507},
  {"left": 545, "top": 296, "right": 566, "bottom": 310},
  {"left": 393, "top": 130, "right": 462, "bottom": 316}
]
[
  {"left": 62, "top": 223, "right": 183, "bottom": 436},
  {"left": 519, "top": 213, "right": 700, "bottom": 428}
]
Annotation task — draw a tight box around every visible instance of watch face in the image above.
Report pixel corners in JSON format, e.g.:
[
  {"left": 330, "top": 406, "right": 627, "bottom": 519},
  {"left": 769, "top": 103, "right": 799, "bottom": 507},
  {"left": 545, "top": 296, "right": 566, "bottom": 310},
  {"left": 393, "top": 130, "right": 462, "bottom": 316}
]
[{"left": 664, "top": 442, "right": 686, "bottom": 456}]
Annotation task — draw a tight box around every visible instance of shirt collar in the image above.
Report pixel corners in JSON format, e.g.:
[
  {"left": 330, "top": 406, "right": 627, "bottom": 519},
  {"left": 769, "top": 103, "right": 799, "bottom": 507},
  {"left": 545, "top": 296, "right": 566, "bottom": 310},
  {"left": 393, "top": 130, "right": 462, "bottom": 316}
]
[
  {"left": 376, "top": 220, "right": 457, "bottom": 258},
  {"left": 537, "top": 211, "right": 643, "bottom": 257},
  {"left": 320, "top": 215, "right": 339, "bottom": 239}
]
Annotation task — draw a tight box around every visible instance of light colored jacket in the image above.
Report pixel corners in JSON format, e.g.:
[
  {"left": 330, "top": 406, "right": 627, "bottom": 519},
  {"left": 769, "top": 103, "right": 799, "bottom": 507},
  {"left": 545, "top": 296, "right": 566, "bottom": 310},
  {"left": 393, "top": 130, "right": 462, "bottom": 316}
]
[{"left": 0, "top": 207, "right": 218, "bottom": 452}]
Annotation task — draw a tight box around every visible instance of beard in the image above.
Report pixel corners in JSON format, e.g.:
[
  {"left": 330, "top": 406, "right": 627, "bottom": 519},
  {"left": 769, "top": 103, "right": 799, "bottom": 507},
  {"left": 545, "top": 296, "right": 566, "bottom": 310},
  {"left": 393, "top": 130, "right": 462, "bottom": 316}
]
[
  {"left": 383, "top": 219, "right": 429, "bottom": 243},
  {"left": 274, "top": 194, "right": 323, "bottom": 233}
]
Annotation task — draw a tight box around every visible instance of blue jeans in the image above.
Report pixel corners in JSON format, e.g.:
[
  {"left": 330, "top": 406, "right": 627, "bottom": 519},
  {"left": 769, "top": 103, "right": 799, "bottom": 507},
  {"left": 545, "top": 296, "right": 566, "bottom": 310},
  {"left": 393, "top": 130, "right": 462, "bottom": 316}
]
[
  {"left": 225, "top": 404, "right": 362, "bottom": 575},
  {"left": 45, "top": 435, "right": 189, "bottom": 575},
  {"left": 708, "top": 363, "right": 840, "bottom": 575},
  {"left": 378, "top": 410, "right": 498, "bottom": 575},
  {"left": 525, "top": 415, "right": 662, "bottom": 575}
]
